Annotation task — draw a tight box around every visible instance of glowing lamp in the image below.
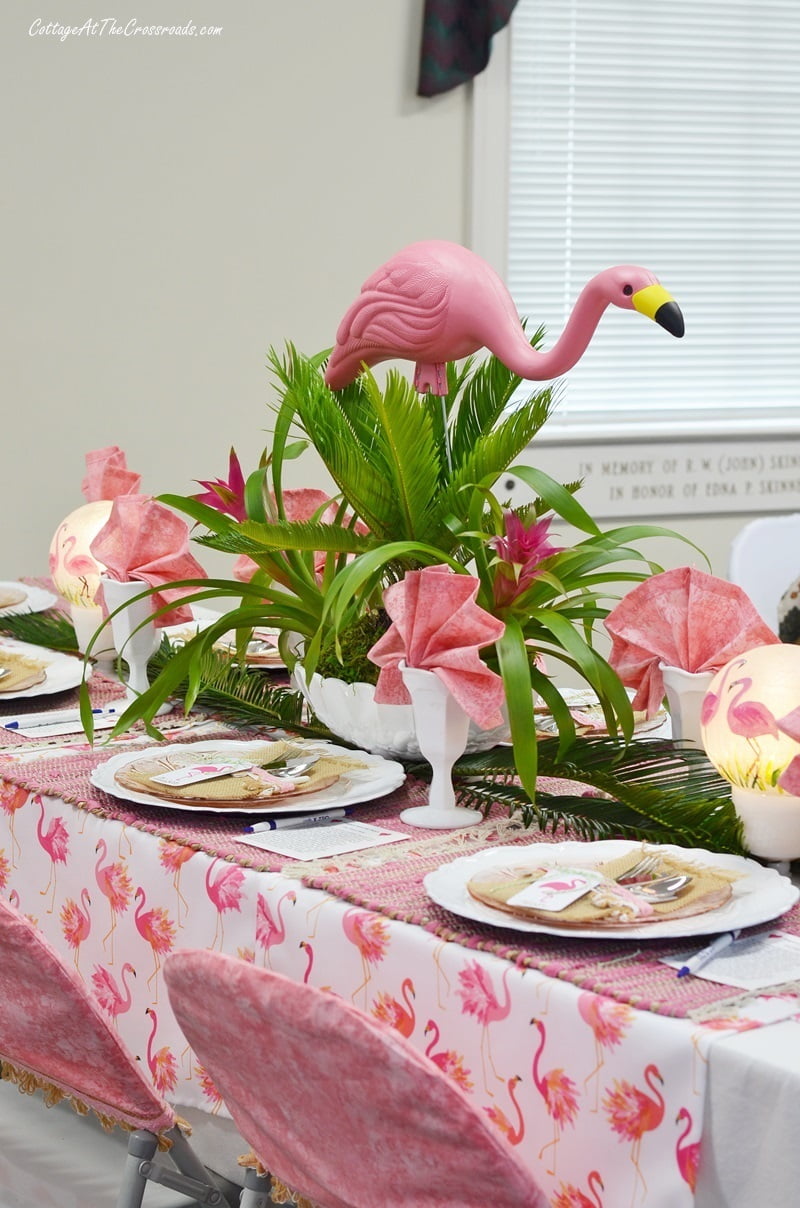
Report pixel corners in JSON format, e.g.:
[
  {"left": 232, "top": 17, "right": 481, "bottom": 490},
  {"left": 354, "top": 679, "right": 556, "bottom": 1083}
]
[
  {"left": 701, "top": 644, "right": 800, "bottom": 862},
  {"left": 48, "top": 501, "right": 115, "bottom": 659}
]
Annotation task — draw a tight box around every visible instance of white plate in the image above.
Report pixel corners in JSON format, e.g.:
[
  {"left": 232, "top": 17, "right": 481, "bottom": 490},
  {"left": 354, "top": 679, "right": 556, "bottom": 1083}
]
[
  {"left": 424, "top": 840, "right": 799, "bottom": 939},
  {"left": 0, "top": 638, "right": 84, "bottom": 700},
  {"left": 535, "top": 688, "right": 668, "bottom": 737},
  {"left": 162, "top": 610, "right": 285, "bottom": 668},
  {"left": 89, "top": 738, "right": 406, "bottom": 815},
  {"left": 0, "top": 582, "right": 58, "bottom": 617}
]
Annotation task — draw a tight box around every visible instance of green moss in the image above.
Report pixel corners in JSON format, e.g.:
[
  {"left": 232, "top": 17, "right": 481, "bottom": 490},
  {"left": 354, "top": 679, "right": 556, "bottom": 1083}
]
[{"left": 315, "top": 610, "right": 389, "bottom": 685}]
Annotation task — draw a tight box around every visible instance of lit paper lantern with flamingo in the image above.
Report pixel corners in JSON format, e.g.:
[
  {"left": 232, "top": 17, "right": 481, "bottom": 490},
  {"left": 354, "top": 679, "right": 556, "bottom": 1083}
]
[
  {"left": 701, "top": 644, "right": 800, "bottom": 862},
  {"left": 48, "top": 500, "right": 114, "bottom": 657}
]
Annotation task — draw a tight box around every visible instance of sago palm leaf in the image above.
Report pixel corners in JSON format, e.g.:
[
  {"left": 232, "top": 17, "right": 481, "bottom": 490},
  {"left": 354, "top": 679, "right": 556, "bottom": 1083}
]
[
  {"left": 146, "top": 644, "right": 335, "bottom": 739},
  {"left": 355, "top": 370, "right": 444, "bottom": 540},
  {"left": 448, "top": 737, "right": 746, "bottom": 853},
  {"left": 447, "top": 324, "right": 551, "bottom": 461},
  {"left": 194, "top": 519, "right": 373, "bottom": 558},
  {"left": 0, "top": 610, "right": 78, "bottom": 653}
]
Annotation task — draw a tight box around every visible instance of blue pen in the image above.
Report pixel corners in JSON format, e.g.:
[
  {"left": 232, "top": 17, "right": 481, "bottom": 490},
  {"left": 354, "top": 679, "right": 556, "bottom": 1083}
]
[
  {"left": 2, "top": 706, "right": 119, "bottom": 731},
  {"left": 676, "top": 929, "right": 741, "bottom": 978},
  {"left": 243, "top": 809, "right": 351, "bottom": 834}
]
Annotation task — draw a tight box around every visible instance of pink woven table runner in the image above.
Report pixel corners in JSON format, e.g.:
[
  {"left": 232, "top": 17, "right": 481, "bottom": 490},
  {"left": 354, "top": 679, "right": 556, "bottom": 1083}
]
[{"left": 3, "top": 736, "right": 797, "bottom": 1020}]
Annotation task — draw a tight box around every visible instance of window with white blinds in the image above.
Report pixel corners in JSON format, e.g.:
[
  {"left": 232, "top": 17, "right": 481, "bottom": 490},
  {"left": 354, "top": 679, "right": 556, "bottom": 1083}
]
[{"left": 483, "top": 0, "right": 800, "bottom": 438}]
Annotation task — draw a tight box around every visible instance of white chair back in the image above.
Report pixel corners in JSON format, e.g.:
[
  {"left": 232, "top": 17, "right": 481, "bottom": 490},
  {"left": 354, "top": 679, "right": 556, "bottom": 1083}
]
[{"left": 728, "top": 513, "right": 800, "bottom": 630}]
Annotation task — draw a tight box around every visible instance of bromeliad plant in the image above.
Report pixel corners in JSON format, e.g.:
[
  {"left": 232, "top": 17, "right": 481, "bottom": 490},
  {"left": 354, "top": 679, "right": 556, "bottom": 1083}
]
[{"left": 99, "top": 337, "right": 699, "bottom": 806}]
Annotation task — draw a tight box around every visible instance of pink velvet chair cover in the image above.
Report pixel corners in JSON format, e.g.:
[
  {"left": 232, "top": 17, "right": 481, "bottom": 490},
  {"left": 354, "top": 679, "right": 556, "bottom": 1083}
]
[
  {"left": 165, "top": 950, "right": 548, "bottom": 1208},
  {"left": 0, "top": 895, "right": 175, "bottom": 1136}
]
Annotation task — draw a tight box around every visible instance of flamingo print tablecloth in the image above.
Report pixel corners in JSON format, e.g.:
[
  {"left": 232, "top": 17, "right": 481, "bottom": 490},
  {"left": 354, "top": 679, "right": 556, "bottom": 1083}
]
[{"left": 0, "top": 741, "right": 796, "bottom": 1207}]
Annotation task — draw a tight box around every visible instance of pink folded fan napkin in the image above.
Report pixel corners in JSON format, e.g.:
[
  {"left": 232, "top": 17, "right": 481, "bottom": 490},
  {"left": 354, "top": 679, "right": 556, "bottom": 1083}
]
[
  {"left": 604, "top": 566, "right": 780, "bottom": 716},
  {"left": 90, "top": 495, "right": 207, "bottom": 625},
  {"left": 368, "top": 564, "right": 505, "bottom": 728},
  {"left": 81, "top": 445, "right": 142, "bottom": 501}
]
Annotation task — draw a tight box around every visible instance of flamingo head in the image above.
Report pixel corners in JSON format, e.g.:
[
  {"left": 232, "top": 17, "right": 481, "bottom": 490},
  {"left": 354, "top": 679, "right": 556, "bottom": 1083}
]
[{"left": 599, "top": 265, "right": 684, "bottom": 337}]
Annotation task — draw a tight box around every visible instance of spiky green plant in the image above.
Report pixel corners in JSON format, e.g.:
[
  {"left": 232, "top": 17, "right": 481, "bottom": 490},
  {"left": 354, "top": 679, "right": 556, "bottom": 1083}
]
[{"left": 86, "top": 340, "right": 698, "bottom": 804}]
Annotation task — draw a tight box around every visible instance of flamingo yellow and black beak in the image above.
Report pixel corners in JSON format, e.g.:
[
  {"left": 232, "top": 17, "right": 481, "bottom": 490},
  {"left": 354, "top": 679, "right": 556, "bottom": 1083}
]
[{"left": 632, "top": 284, "right": 685, "bottom": 338}]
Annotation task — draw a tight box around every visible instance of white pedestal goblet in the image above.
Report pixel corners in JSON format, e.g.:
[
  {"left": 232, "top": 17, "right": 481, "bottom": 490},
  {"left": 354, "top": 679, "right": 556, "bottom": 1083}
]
[
  {"left": 659, "top": 662, "right": 715, "bottom": 748},
  {"left": 398, "top": 663, "right": 483, "bottom": 830},
  {"left": 100, "top": 577, "right": 159, "bottom": 697}
]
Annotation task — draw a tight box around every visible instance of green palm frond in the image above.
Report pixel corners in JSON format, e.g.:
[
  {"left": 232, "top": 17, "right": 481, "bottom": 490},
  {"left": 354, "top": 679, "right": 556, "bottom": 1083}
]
[
  {"left": 447, "top": 737, "right": 745, "bottom": 853},
  {"left": 147, "top": 644, "right": 334, "bottom": 739},
  {"left": 354, "top": 370, "right": 443, "bottom": 539},
  {"left": 448, "top": 324, "right": 550, "bottom": 461},
  {"left": 440, "top": 391, "right": 558, "bottom": 519},
  {"left": 193, "top": 519, "right": 373, "bottom": 558},
  {"left": 0, "top": 610, "right": 79, "bottom": 654}
]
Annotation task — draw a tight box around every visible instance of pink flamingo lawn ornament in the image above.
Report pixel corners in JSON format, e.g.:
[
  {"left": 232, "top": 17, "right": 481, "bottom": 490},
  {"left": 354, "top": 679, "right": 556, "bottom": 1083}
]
[{"left": 324, "top": 240, "right": 684, "bottom": 396}]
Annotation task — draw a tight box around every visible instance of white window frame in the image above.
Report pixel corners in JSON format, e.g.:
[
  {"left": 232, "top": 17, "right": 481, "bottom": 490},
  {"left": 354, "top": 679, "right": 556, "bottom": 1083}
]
[{"left": 468, "top": 15, "right": 800, "bottom": 447}]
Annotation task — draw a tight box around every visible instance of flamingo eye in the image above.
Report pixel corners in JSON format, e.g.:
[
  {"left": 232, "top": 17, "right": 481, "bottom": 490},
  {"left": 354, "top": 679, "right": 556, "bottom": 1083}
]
[{"left": 623, "top": 284, "right": 633, "bottom": 296}]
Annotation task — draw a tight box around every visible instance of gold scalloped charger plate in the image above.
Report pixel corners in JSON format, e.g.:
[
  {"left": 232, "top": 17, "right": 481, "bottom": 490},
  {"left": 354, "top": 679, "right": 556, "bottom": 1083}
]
[{"left": 424, "top": 841, "right": 799, "bottom": 939}]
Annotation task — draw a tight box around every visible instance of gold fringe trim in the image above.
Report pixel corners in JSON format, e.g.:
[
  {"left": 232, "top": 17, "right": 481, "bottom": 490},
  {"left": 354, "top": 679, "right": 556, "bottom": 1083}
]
[
  {"left": 0, "top": 1060, "right": 175, "bottom": 1151},
  {"left": 236, "top": 1155, "right": 317, "bottom": 1208},
  {"left": 238, "top": 1151, "right": 268, "bottom": 1176},
  {"left": 268, "top": 1176, "right": 316, "bottom": 1208}
]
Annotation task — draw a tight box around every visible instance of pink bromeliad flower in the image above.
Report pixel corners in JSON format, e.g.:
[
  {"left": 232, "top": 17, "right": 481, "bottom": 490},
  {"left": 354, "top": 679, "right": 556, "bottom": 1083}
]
[
  {"left": 194, "top": 450, "right": 369, "bottom": 585},
  {"left": 490, "top": 511, "right": 563, "bottom": 609},
  {"left": 193, "top": 447, "right": 248, "bottom": 523}
]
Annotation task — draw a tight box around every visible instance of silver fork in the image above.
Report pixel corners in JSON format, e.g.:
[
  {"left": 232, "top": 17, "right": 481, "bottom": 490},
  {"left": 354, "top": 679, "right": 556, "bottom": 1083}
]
[{"left": 616, "top": 854, "right": 661, "bottom": 884}]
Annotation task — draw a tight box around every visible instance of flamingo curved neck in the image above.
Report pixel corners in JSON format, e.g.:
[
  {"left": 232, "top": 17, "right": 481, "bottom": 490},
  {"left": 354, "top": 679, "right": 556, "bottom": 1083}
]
[
  {"left": 490, "top": 279, "right": 609, "bottom": 381},
  {"left": 506, "top": 1078, "right": 524, "bottom": 1142},
  {"left": 644, "top": 1065, "right": 664, "bottom": 1108},
  {"left": 531, "top": 1022, "right": 546, "bottom": 1091}
]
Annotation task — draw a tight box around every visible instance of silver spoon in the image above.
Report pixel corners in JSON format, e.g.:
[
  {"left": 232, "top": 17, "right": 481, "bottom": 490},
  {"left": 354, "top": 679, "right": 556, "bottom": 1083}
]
[
  {"left": 626, "top": 874, "right": 692, "bottom": 902},
  {"left": 274, "top": 755, "right": 321, "bottom": 778}
]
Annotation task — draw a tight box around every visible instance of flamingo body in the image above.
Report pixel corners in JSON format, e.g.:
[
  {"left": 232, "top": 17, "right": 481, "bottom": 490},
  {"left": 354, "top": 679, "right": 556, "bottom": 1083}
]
[
  {"left": 727, "top": 679, "right": 779, "bottom": 741},
  {"left": 91, "top": 961, "right": 136, "bottom": 1018},
  {"left": 675, "top": 1107, "right": 701, "bottom": 1192},
  {"left": 325, "top": 241, "right": 683, "bottom": 395}
]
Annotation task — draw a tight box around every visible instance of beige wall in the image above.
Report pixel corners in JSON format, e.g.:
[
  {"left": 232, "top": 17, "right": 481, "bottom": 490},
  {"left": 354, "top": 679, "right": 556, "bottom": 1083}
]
[{"left": 3, "top": 0, "right": 751, "bottom": 584}]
